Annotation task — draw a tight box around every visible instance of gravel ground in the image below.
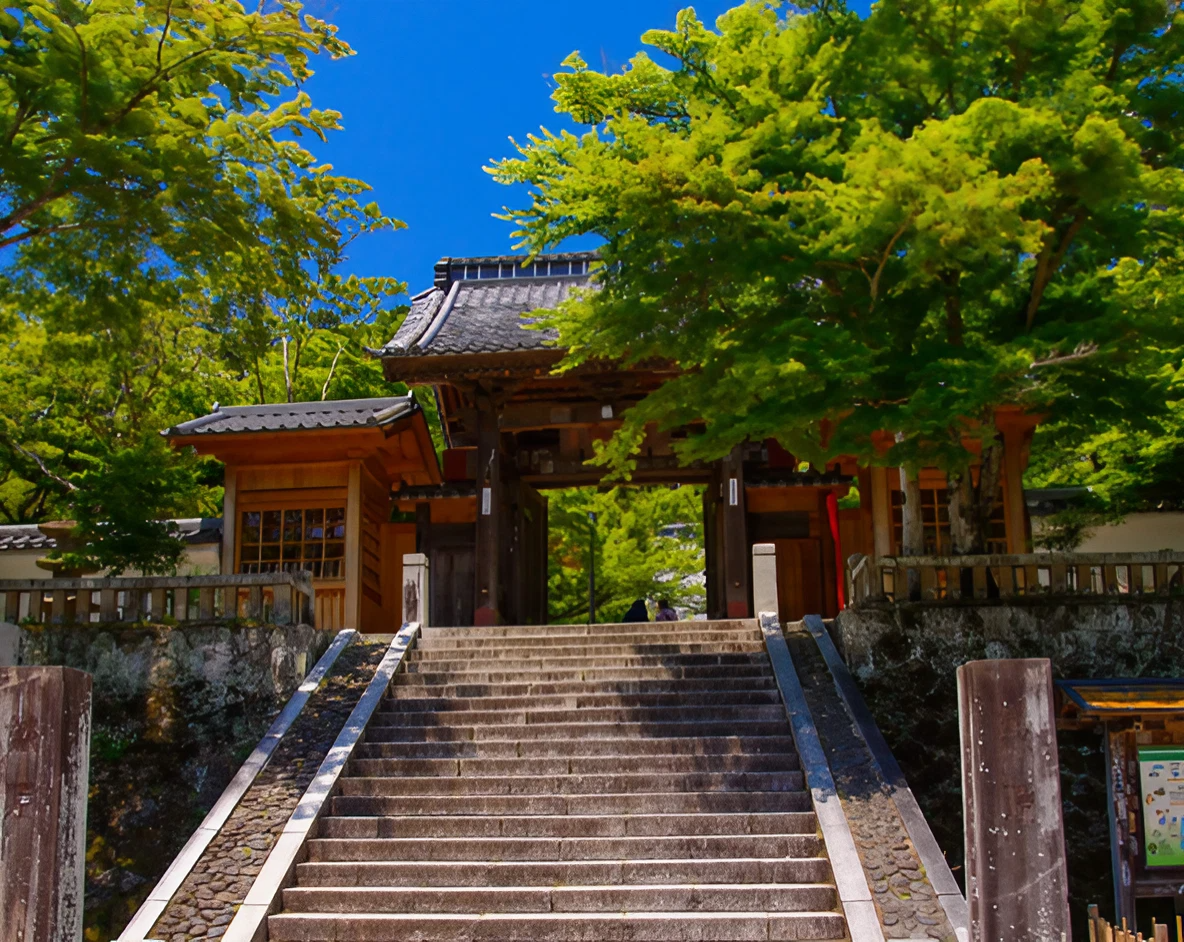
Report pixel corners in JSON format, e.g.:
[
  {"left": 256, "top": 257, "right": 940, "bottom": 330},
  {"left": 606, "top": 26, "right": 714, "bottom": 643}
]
[
  {"left": 785, "top": 626, "right": 957, "bottom": 941},
  {"left": 149, "top": 639, "right": 390, "bottom": 942}
]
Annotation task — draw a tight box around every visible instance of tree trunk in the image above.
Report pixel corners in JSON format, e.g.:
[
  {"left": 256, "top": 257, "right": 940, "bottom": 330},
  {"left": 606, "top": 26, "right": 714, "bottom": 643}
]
[
  {"left": 948, "top": 438, "right": 1003, "bottom": 555},
  {"left": 898, "top": 464, "right": 923, "bottom": 600}
]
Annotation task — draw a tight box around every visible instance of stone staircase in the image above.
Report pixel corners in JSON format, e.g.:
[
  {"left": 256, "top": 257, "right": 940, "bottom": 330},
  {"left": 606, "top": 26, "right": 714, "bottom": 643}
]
[{"left": 267, "top": 620, "right": 849, "bottom": 941}]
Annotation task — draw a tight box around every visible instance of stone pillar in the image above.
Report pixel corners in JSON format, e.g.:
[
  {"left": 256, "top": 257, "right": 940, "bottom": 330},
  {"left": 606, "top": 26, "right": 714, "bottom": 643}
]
[
  {"left": 752, "top": 543, "right": 778, "bottom": 619},
  {"left": 402, "top": 553, "right": 430, "bottom": 627},
  {"left": 720, "top": 445, "right": 750, "bottom": 619},
  {"left": 474, "top": 390, "right": 502, "bottom": 626},
  {"left": 958, "top": 658, "right": 1071, "bottom": 942},
  {"left": 0, "top": 667, "right": 92, "bottom": 942}
]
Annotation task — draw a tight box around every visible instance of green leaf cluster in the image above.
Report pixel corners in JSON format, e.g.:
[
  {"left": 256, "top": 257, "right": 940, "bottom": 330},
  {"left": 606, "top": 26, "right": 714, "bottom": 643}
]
[
  {"left": 0, "top": 0, "right": 408, "bottom": 571},
  {"left": 491, "top": 0, "right": 1184, "bottom": 516}
]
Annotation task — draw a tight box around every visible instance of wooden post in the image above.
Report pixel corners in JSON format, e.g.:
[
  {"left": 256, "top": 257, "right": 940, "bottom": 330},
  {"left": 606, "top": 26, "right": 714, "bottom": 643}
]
[
  {"left": 958, "top": 658, "right": 1071, "bottom": 942},
  {"left": 221, "top": 466, "right": 238, "bottom": 576},
  {"left": 343, "top": 462, "right": 364, "bottom": 630},
  {"left": 869, "top": 466, "right": 893, "bottom": 560},
  {"left": 720, "top": 445, "right": 750, "bottom": 619},
  {"left": 474, "top": 389, "right": 501, "bottom": 627},
  {"left": 0, "top": 667, "right": 92, "bottom": 942},
  {"left": 272, "top": 581, "right": 292, "bottom": 625},
  {"left": 1000, "top": 425, "right": 1031, "bottom": 553},
  {"left": 402, "top": 553, "right": 430, "bottom": 626}
]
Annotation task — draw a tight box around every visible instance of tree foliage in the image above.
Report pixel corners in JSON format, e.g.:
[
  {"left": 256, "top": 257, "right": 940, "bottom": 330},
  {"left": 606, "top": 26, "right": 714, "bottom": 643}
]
[
  {"left": 547, "top": 485, "right": 705, "bottom": 624},
  {"left": 492, "top": 0, "right": 1184, "bottom": 549},
  {"left": 0, "top": 0, "right": 407, "bottom": 570}
]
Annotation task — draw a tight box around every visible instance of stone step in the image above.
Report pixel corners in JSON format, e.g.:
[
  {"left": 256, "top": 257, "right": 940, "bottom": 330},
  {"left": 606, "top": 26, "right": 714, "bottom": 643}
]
[
  {"left": 318, "top": 811, "right": 818, "bottom": 839},
  {"left": 328, "top": 790, "right": 813, "bottom": 818},
  {"left": 363, "top": 719, "right": 793, "bottom": 742},
  {"left": 370, "top": 704, "right": 789, "bottom": 727},
  {"left": 281, "top": 882, "right": 837, "bottom": 914},
  {"left": 305, "top": 833, "right": 824, "bottom": 862},
  {"left": 380, "top": 689, "right": 783, "bottom": 712},
  {"left": 294, "top": 855, "right": 833, "bottom": 887},
  {"left": 353, "top": 735, "right": 799, "bottom": 759},
  {"left": 268, "top": 910, "right": 847, "bottom": 941},
  {"left": 335, "top": 771, "right": 806, "bottom": 797},
  {"left": 416, "top": 635, "right": 763, "bottom": 653},
  {"left": 347, "top": 752, "right": 799, "bottom": 778},
  {"left": 402, "top": 653, "right": 771, "bottom": 673},
  {"left": 386, "top": 676, "right": 780, "bottom": 698},
  {"left": 395, "top": 665, "right": 776, "bottom": 685},
  {"left": 418, "top": 621, "right": 756, "bottom": 641}
]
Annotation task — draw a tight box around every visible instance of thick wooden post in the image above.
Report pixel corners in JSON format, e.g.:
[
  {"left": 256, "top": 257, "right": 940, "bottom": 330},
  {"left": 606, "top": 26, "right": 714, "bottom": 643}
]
[
  {"left": 869, "top": 466, "right": 893, "bottom": 560},
  {"left": 343, "top": 462, "right": 363, "bottom": 631},
  {"left": 1000, "top": 426, "right": 1030, "bottom": 553},
  {"left": 720, "top": 445, "right": 750, "bottom": 619},
  {"left": 474, "top": 390, "right": 501, "bottom": 627},
  {"left": 0, "top": 667, "right": 92, "bottom": 942},
  {"left": 221, "top": 466, "right": 238, "bottom": 576},
  {"left": 958, "top": 658, "right": 1071, "bottom": 942}
]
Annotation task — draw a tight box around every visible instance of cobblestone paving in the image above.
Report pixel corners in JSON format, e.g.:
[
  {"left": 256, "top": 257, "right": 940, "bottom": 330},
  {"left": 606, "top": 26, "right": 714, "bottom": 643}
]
[
  {"left": 785, "top": 626, "right": 957, "bottom": 941},
  {"left": 150, "top": 639, "right": 390, "bottom": 942}
]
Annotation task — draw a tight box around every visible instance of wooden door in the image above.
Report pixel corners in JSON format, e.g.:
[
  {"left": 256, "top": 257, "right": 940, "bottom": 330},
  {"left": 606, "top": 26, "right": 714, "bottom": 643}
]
[
  {"left": 774, "top": 538, "right": 823, "bottom": 623},
  {"left": 430, "top": 545, "right": 475, "bottom": 627}
]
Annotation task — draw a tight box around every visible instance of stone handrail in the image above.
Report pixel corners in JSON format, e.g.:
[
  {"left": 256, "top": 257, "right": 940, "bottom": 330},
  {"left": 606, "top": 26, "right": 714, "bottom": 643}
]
[
  {"left": 0, "top": 572, "right": 315, "bottom": 626},
  {"left": 848, "top": 550, "right": 1184, "bottom": 606}
]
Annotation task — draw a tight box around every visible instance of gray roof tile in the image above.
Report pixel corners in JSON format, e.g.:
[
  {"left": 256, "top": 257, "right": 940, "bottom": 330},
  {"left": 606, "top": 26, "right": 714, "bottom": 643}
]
[
  {"left": 164, "top": 396, "right": 417, "bottom": 437},
  {"left": 0, "top": 517, "right": 222, "bottom": 552},
  {"left": 382, "top": 273, "right": 591, "bottom": 359}
]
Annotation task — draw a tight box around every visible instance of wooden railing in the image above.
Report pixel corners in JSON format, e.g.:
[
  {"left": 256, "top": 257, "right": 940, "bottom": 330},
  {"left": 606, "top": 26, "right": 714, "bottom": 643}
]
[
  {"left": 0, "top": 572, "right": 314, "bottom": 626},
  {"left": 848, "top": 551, "right": 1184, "bottom": 606},
  {"left": 1087, "top": 904, "right": 1180, "bottom": 941}
]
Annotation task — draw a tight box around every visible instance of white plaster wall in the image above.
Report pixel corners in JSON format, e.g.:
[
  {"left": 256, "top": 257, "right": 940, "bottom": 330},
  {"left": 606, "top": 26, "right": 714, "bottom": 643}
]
[
  {"left": 0, "top": 543, "right": 223, "bottom": 580},
  {"left": 1033, "top": 512, "right": 1184, "bottom": 553}
]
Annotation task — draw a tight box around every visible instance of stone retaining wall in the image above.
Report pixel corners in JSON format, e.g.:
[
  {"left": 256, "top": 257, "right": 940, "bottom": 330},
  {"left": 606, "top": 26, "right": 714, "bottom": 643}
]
[
  {"left": 835, "top": 597, "right": 1184, "bottom": 935},
  {"left": 15, "top": 621, "right": 333, "bottom": 942}
]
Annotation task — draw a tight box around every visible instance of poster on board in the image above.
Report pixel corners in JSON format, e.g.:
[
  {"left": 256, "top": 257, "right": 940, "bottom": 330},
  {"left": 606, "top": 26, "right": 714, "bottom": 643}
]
[{"left": 1139, "top": 746, "right": 1184, "bottom": 867}]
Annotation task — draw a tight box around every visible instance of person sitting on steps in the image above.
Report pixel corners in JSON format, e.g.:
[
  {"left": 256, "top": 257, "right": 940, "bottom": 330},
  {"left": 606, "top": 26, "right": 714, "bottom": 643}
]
[{"left": 655, "top": 599, "right": 678, "bottom": 622}]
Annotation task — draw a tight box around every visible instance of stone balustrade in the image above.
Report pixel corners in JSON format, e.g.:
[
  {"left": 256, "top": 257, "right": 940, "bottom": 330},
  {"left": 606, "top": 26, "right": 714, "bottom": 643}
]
[
  {"left": 0, "top": 572, "right": 314, "bottom": 626},
  {"left": 848, "top": 550, "right": 1184, "bottom": 606}
]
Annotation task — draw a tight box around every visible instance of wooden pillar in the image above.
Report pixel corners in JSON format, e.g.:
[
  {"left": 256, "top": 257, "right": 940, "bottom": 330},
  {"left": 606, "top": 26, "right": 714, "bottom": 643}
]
[
  {"left": 721, "top": 446, "right": 750, "bottom": 619},
  {"left": 869, "top": 466, "right": 893, "bottom": 560},
  {"left": 343, "top": 462, "right": 363, "bottom": 630},
  {"left": 1000, "top": 426, "right": 1030, "bottom": 553},
  {"left": 958, "top": 658, "right": 1071, "bottom": 942},
  {"left": 474, "top": 390, "right": 501, "bottom": 626},
  {"left": 0, "top": 667, "right": 92, "bottom": 942},
  {"left": 1105, "top": 726, "right": 1138, "bottom": 927},
  {"left": 221, "top": 466, "right": 238, "bottom": 576}
]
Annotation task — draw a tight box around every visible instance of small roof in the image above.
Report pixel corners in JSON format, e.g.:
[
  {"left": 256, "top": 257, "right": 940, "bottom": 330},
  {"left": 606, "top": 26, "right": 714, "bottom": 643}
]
[
  {"left": 163, "top": 396, "right": 417, "bottom": 437},
  {"left": 379, "top": 252, "right": 595, "bottom": 361}
]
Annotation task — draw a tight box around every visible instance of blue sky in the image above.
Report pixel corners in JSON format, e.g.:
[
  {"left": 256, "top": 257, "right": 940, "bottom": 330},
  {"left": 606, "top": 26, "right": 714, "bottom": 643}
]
[{"left": 296, "top": 1, "right": 784, "bottom": 297}]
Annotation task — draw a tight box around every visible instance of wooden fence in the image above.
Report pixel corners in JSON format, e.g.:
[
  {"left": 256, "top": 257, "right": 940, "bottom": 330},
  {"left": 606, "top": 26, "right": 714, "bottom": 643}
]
[
  {"left": 1088, "top": 904, "right": 1181, "bottom": 941},
  {"left": 0, "top": 572, "right": 314, "bottom": 626},
  {"left": 848, "top": 551, "right": 1184, "bottom": 606}
]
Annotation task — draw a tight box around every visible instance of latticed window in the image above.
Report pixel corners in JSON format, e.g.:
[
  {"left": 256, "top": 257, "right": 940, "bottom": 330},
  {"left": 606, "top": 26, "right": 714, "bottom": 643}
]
[
  {"left": 238, "top": 507, "right": 346, "bottom": 577},
  {"left": 892, "top": 488, "right": 1008, "bottom": 554}
]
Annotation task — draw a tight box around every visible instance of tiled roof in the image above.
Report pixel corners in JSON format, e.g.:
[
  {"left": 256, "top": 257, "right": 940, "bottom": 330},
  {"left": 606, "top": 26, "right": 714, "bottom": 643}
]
[
  {"left": 0, "top": 518, "right": 222, "bottom": 552},
  {"left": 380, "top": 254, "right": 595, "bottom": 360},
  {"left": 164, "top": 396, "right": 417, "bottom": 437}
]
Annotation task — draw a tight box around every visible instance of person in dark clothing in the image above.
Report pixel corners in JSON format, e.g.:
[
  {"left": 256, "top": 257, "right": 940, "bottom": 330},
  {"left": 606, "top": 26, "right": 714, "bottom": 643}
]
[
  {"left": 655, "top": 599, "right": 678, "bottom": 622},
  {"left": 621, "top": 599, "right": 649, "bottom": 622}
]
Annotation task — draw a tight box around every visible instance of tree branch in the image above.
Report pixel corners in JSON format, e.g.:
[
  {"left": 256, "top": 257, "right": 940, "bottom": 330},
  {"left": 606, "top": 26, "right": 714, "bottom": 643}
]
[
  {"left": 321, "top": 344, "right": 345, "bottom": 400},
  {"left": 1025, "top": 207, "right": 1086, "bottom": 332}
]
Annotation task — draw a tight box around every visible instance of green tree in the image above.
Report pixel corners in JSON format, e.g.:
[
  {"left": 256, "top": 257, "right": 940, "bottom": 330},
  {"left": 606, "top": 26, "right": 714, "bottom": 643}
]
[
  {"left": 492, "top": 0, "right": 1184, "bottom": 553},
  {"left": 547, "top": 485, "right": 705, "bottom": 624},
  {"left": 0, "top": 0, "right": 406, "bottom": 569}
]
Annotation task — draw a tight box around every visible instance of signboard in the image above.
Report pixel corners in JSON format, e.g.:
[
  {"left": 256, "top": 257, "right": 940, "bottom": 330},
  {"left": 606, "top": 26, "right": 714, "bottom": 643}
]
[{"left": 1138, "top": 746, "right": 1184, "bottom": 867}]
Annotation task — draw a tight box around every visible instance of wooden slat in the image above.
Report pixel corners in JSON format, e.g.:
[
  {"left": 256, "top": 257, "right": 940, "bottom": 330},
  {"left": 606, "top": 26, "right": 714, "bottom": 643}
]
[
  {"left": 150, "top": 588, "right": 166, "bottom": 622},
  {"left": 1050, "top": 564, "right": 1067, "bottom": 593},
  {"left": 198, "top": 588, "right": 215, "bottom": 621},
  {"left": 972, "top": 565, "right": 988, "bottom": 599},
  {"left": 997, "top": 565, "right": 1016, "bottom": 598},
  {"left": 247, "top": 586, "right": 263, "bottom": 620},
  {"left": 98, "top": 589, "right": 117, "bottom": 622},
  {"left": 920, "top": 565, "right": 937, "bottom": 600},
  {"left": 1104, "top": 564, "right": 1119, "bottom": 594},
  {"left": 50, "top": 590, "right": 68, "bottom": 624},
  {"left": 3, "top": 591, "right": 19, "bottom": 624},
  {"left": 1024, "top": 565, "right": 1040, "bottom": 595}
]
